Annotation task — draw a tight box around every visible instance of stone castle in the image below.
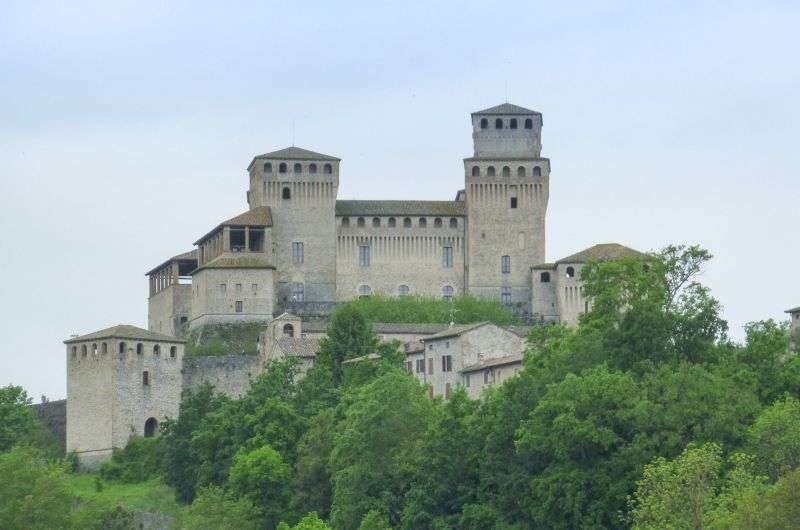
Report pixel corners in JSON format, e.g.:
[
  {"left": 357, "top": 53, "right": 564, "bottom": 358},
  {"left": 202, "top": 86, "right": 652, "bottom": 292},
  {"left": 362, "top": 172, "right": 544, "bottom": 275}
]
[{"left": 64, "top": 103, "right": 645, "bottom": 466}]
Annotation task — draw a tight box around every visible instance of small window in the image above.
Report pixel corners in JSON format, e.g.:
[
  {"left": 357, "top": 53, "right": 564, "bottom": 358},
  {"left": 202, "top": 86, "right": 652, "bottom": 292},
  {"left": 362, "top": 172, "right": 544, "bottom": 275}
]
[
  {"left": 465, "top": 374, "right": 470, "bottom": 388},
  {"left": 342, "top": 217, "right": 350, "bottom": 227},
  {"left": 235, "top": 301, "right": 243, "bottom": 313},
  {"left": 279, "top": 162, "right": 287, "bottom": 173},
  {"left": 180, "top": 316, "right": 188, "bottom": 324},
  {"left": 372, "top": 217, "right": 380, "bottom": 227},
  {"left": 252, "top": 283, "right": 258, "bottom": 293},
  {"left": 510, "top": 197, "right": 518, "bottom": 208},
  {"left": 358, "top": 284, "right": 372, "bottom": 298},
  {"left": 510, "top": 118, "right": 518, "bottom": 129},
  {"left": 282, "top": 187, "right": 291, "bottom": 199},
  {"left": 236, "top": 283, "right": 242, "bottom": 293},
  {"left": 442, "top": 355, "right": 452, "bottom": 372},
  {"left": 416, "top": 359, "right": 425, "bottom": 373},
  {"left": 533, "top": 166, "right": 541, "bottom": 177},
  {"left": 101, "top": 342, "right": 107, "bottom": 354},
  {"left": 292, "top": 242, "right": 304, "bottom": 265},
  {"left": 484, "top": 370, "right": 490, "bottom": 384},
  {"left": 403, "top": 217, "right": 412, "bottom": 228},
  {"left": 480, "top": 118, "right": 488, "bottom": 129},
  {"left": 309, "top": 163, "right": 318, "bottom": 174},
  {"left": 144, "top": 417, "right": 158, "bottom": 437},
  {"left": 323, "top": 163, "right": 333, "bottom": 174},
  {"left": 501, "top": 286, "right": 512, "bottom": 305},
  {"left": 71, "top": 346, "right": 77, "bottom": 358},
  {"left": 359, "top": 245, "right": 371, "bottom": 267},
  {"left": 495, "top": 118, "right": 503, "bottom": 129},
  {"left": 388, "top": 217, "right": 396, "bottom": 227},
  {"left": 442, "top": 246, "right": 454, "bottom": 268},
  {"left": 406, "top": 361, "right": 413, "bottom": 373},
  {"left": 442, "top": 285, "right": 454, "bottom": 301},
  {"left": 357, "top": 217, "right": 365, "bottom": 227},
  {"left": 142, "top": 371, "right": 149, "bottom": 386},
  {"left": 471, "top": 166, "right": 480, "bottom": 177},
  {"left": 434, "top": 218, "right": 442, "bottom": 228},
  {"left": 525, "top": 118, "right": 533, "bottom": 129},
  {"left": 540, "top": 271, "right": 551, "bottom": 283},
  {"left": 428, "top": 358, "right": 434, "bottom": 375},
  {"left": 294, "top": 163, "right": 302, "bottom": 173},
  {"left": 170, "top": 346, "right": 177, "bottom": 358},
  {"left": 220, "top": 283, "right": 227, "bottom": 294},
  {"left": 81, "top": 345, "right": 87, "bottom": 357},
  {"left": 501, "top": 255, "right": 511, "bottom": 274},
  {"left": 136, "top": 343, "right": 143, "bottom": 355},
  {"left": 449, "top": 218, "right": 458, "bottom": 229},
  {"left": 291, "top": 282, "right": 304, "bottom": 302},
  {"left": 517, "top": 166, "right": 526, "bottom": 177},
  {"left": 487, "top": 166, "right": 496, "bottom": 177},
  {"left": 502, "top": 166, "right": 510, "bottom": 177},
  {"left": 419, "top": 217, "right": 427, "bottom": 228},
  {"left": 263, "top": 162, "right": 272, "bottom": 173},
  {"left": 118, "top": 342, "right": 126, "bottom": 354},
  {"left": 398, "top": 285, "right": 410, "bottom": 296},
  {"left": 566, "top": 266, "right": 576, "bottom": 278},
  {"left": 92, "top": 343, "right": 97, "bottom": 355},
  {"left": 283, "top": 324, "right": 294, "bottom": 338},
  {"left": 153, "top": 344, "right": 160, "bottom": 355}
]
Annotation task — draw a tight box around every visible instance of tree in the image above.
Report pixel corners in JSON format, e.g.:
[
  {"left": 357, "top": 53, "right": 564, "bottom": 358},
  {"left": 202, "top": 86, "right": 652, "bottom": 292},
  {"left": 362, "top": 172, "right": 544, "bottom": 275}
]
[
  {"left": 731, "top": 320, "right": 792, "bottom": 401},
  {"left": 291, "top": 408, "right": 337, "bottom": 520},
  {"left": 0, "top": 385, "right": 42, "bottom": 452},
  {"left": 278, "top": 512, "right": 332, "bottom": 530},
  {"left": 316, "top": 305, "right": 380, "bottom": 385},
  {"left": 725, "top": 468, "right": 800, "bottom": 529},
  {"left": 746, "top": 395, "right": 800, "bottom": 481},
  {"left": 183, "top": 485, "right": 261, "bottom": 530},
  {"left": 228, "top": 444, "right": 291, "bottom": 527}
]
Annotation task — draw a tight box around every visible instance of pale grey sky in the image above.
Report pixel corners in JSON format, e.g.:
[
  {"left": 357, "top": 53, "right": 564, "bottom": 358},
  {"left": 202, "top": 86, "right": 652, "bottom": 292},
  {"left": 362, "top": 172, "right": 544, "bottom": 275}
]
[{"left": 1, "top": 1, "right": 799, "bottom": 400}]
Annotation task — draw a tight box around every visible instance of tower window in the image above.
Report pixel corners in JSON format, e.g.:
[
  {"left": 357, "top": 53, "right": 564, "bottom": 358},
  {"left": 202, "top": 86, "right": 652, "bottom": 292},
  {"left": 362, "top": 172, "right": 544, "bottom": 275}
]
[
  {"left": 358, "top": 284, "right": 372, "bottom": 298},
  {"left": 292, "top": 242, "right": 304, "bottom": 265},
  {"left": 442, "top": 355, "right": 453, "bottom": 372},
  {"left": 480, "top": 118, "right": 488, "bottom": 129},
  {"left": 118, "top": 342, "right": 126, "bottom": 354},
  {"left": 264, "top": 162, "right": 272, "bottom": 173},
  {"left": 517, "top": 166, "right": 526, "bottom": 177},
  {"left": 442, "top": 285, "right": 454, "bottom": 301},
  {"left": 324, "top": 163, "right": 333, "bottom": 174},
  {"left": 495, "top": 118, "right": 503, "bottom": 129},
  {"left": 372, "top": 217, "right": 380, "bottom": 227},
  {"left": 170, "top": 346, "right": 177, "bottom": 358},
  {"left": 501, "top": 255, "right": 511, "bottom": 274},
  {"left": 540, "top": 272, "right": 551, "bottom": 283},
  {"left": 487, "top": 166, "right": 496, "bottom": 177},
  {"left": 309, "top": 163, "right": 317, "bottom": 174},
  {"left": 510, "top": 197, "right": 518, "bottom": 208},
  {"left": 235, "top": 301, "right": 243, "bottom": 313},
  {"left": 341, "top": 217, "right": 350, "bottom": 227},
  {"left": 533, "top": 166, "right": 541, "bottom": 177},
  {"left": 449, "top": 218, "right": 458, "bottom": 228},
  {"left": 525, "top": 118, "right": 533, "bottom": 129},
  {"left": 357, "top": 217, "right": 365, "bottom": 227},
  {"left": 471, "top": 166, "right": 480, "bottom": 176},
  {"left": 283, "top": 323, "right": 294, "bottom": 337},
  {"left": 136, "top": 343, "right": 143, "bottom": 355},
  {"left": 434, "top": 217, "right": 442, "bottom": 227},
  {"left": 81, "top": 345, "right": 87, "bottom": 357},
  {"left": 501, "top": 286, "right": 512, "bottom": 305},
  {"left": 153, "top": 344, "right": 160, "bottom": 355},
  {"left": 279, "top": 162, "right": 287, "bottom": 173},
  {"left": 443, "top": 246, "right": 453, "bottom": 268},
  {"left": 566, "top": 266, "right": 576, "bottom": 278},
  {"left": 510, "top": 118, "right": 518, "bottom": 129},
  {"left": 398, "top": 285, "right": 410, "bottom": 296},
  {"left": 144, "top": 417, "right": 158, "bottom": 437},
  {"left": 388, "top": 217, "right": 396, "bottom": 227},
  {"left": 419, "top": 217, "right": 427, "bottom": 228},
  {"left": 502, "top": 166, "right": 510, "bottom": 177},
  {"left": 359, "top": 245, "right": 371, "bottom": 267},
  {"left": 291, "top": 282, "right": 304, "bottom": 302},
  {"left": 294, "top": 163, "right": 302, "bottom": 173},
  {"left": 71, "top": 346, "right": 77, "bottom": 358},
  {"left": 403, "top": 217, "right": 412, "bottom": 228},
  {"left": 142, "top": 371, "right": 150, "bottom": 386},
  {"left": 282, "top": 187, "right": 291, "bottom": 199},
  {"left": 101, "top": 342, "right": 108, "bottom": 354}
]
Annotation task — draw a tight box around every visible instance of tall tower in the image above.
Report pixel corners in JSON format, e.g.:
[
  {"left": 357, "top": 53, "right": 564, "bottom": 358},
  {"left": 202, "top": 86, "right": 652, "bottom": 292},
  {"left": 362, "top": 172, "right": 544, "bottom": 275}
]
[
  {"left": 464, "top": 103, "right": 550, "bottom": 315},
  {"left": 247, "top": 147, "right": 340, "bottom": 314}
]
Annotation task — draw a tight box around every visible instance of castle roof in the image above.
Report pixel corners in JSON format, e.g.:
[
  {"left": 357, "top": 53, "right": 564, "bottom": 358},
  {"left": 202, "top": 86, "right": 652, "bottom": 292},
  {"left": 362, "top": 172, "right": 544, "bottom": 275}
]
[
  {"left": 65, "top": 324, "right": 184, "bottom": 344},
  {"left": 302, "top": 321, "right": 452, "bottom": 335},
  {"left": 335, "top": 200, "right": 465, "bottom": 217},
  {"left": 274, "top": 337, "right": 320, "bottom": 359},
  {"left": 472, "top": 103, "right": 541, "bottom": 116},
  {"left": 422, "top": 322, "right": 491, "bottom": 342},
  {"left": 556, "top": 243, "right": 647, "bottom": 264},
  {"left": 193, "top": 254, "right": 275, "bottom": 272},
  {"left": 461, "top": 352, "right": 524, "bottom": 373},
  {"left": 786, "top": 306, "right": 800, "bottom": 314},
  {"left": 145, "top": 249, "right": 198, "bottom": 276},
  {"left": 248, "top": 147, "right": 340, "bottom": 170},
  {"left": 194, "top": 206, "right": 273, "bottom": 245}
]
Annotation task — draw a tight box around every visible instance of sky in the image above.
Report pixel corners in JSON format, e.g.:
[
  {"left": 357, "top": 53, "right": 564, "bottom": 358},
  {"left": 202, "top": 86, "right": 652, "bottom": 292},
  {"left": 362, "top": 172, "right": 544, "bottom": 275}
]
[{"left": 1, "top": 1, "right": 798, "bottom": 401}]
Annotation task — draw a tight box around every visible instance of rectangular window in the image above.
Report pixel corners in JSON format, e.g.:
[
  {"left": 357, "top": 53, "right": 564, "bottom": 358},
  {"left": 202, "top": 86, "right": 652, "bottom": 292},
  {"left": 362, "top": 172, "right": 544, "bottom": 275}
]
[
  {"left": 406, "top": 361, "right": 413, "bottom": 373},
  {"left": 249, "top": 230, "right": 264, "bottom": 252},
  {"left": 292, "top": 242, "right": 304, "bottom": 265},
  {"left": 291, "top": 282, "right": 305, "bottom": 302},
  {"left": 501, "top": 255, "right": 511, "bottom": 274},
  {"left": 359, "top": 245, "right": 371, "bottom": 267},
  {"left": 465, "top": 374, "right": 470, "bottom": 388},
  {"left": 442, "top": 355, "right": 452, "bottom": 372},
  {"left": 236, "top": 283, "right": 242, "bottom": 293},
  {"left": 442, "top": 246, "right": 453, "bottom": 268},
  {"left": 484, "top": 370, "right": 490, "bottom": 384},
  {"left": 235, "top": 300, "right": 243, "bottom": 313},
  {"left": 501, "top": 286, "right": 512, "bottom": 305},
  {"left": 219, "top": 284, "right": 226, "bottom": 294},
  {"left": 416, "top": 359, "right": 425, "bottom": 373},
  {"left": 252, "top": 283, "right": 258, "bottom": 293},
  {"left": 428, "top": 358, "right": 434, "bottom": 375},
  {"left": 142, "top": 371, "right": 149, "bottom": 386},
  {"left": 510, "top": 197, "right": 518, "bottom": 209}
]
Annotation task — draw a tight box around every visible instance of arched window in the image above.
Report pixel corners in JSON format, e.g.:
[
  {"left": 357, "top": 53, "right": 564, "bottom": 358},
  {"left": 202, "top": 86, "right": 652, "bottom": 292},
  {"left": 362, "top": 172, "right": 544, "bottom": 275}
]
[
  {"left": 357, "top": 217, "right": 365, "bottom": 227},
  {"left": 294, "top": 163, "right": 302, "bottom": 173},
  {"left": 71, "top": 346, "right": 77, "bottom": 358},
  {"left": 566, "top": 266, "right": 575, "bottom": 278},
  {"left": 533, "top": 166, "right": 541, "bottom": 177},
  {"left": 442, "top": 285, "right": 454, "bottom": 301},
  {"left": 118, "top": 342, "right": 126, "bottom": 354},
  {"left": 540, "top": 272, "right": 551, "bottom": 283},
  {"left": 282, "top": 187, "right": 291, "bottom": 199},
  {"left": 434, "top": 217, "right": 442, "bottom": 227},
  {"left": 170, "top": 345, "right": 177, "bottom": 358},
  {"left": 510, "top": 118, "right": 518, "bottom": 129},
  {"left": 372, "top": 217, "right": 380, "bottom": 227},
  {"left": 419, "top": 217, "right": 427, "bottom": 228},
  {"left": 136, "top": 343, "right": 143, "bottom": 355},
  {"left": 323, "top": 163, "right": 333, "bottom": 174},
  {"left": 309, "top": 163, "right": 317, "bottom": 174},
  {"left": 264, "top": 162, "right": 272, "bottom": 173},
  {"left": 403, "top": 217, "right": 412, "bottom": 228},
  {"left": 471, "top": 166, "right": 480, "bottom": 177},
  {"left": 398, "top": 285, "right": 410, "bottom": 296},
  {"left": 517, "top": 166, "right": 526, "bottom": 177},
  {"left": 283, "top": 323, "right": 294, "bottom": 338},
  {"left": 495, "top": 118, "right": 503, "bottom": 129},
  {"left": 449, "top": 218, "right": 458, "bottom": 228},
  {"left": 388, "top": 217, "right": 396, "bottom": 227},
  {"left": 480, "top": 118, "right": 488, "bottom": 129},
  {"left": 341, "top": 217, "right": 350, "bottom": 227},
  {"left": 502, "top": 166, "right": 510, "bottom": 177},
  {"left": 101, "top": 342, "right": 108, "bottom": 354},
  {"left": 524, "top": 118, "right": 533, "bottom": 129},
  {"left": 81, "top": 345, "right": 87, "bottom": 357},
  {"left": 487, "top": 166, "right": 496, "bottom": 177},
  {"left": 153, "top": 344, "right": 160, "bottom": 355},
  {"left": 92, "top": 343, "right": 97, "bottom": 355},
  {"left": 358, "top": 285, "right": 372, "bottom": 298},
  {"left": 144, "top": 417, "right": 158, "bottom": 438},
  {"left": 279, "top": 162, "right": 287, "bottom": 173}
]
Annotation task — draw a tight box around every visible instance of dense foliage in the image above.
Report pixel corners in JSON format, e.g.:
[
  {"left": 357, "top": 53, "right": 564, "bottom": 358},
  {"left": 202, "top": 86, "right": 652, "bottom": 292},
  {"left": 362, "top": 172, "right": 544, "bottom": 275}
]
[
  {"left": 3, "top": 244, "right": 800, "bottom": 529},
  {"left": 345, "top": 293, "right": 521, "bottom": 325}
]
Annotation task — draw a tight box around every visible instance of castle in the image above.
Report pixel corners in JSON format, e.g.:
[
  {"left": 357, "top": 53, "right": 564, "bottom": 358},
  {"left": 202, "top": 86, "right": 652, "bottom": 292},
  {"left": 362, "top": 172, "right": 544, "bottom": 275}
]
[{"left": 65, "top": 103, "right": 645, "bottom": 467}]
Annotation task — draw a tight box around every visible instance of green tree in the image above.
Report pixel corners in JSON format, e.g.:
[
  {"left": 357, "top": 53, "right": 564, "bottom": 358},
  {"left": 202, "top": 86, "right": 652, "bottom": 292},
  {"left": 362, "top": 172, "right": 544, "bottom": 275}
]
[
  {"left": 0, "top": 385, "right": 42, "bottom": 452},
  {"left": 278, "top": 512, "right": 332, "bottom": 530},
  {"left": 99, "top": 435, "right": 162, "bottom": 483},
  {"left": 228, "top": 444, "right": 291, "bottom": 527},
  {"left": 746, "top": 395, "right": 800, "bottom": 481},
  {"left": 730, "top": 320, "right": 792, "bottom": 402},
  {"left": 183, "top": 485, "right": 261, "bottom": 530},
  {"left": 724, "top": 468, "right": 800, "bottom": 529},
  {"left": 316, "top": 305, "right": 380, "bottom": 385},
  {"left": 291, "top": 408, "right": 337, "bottom": 520}
]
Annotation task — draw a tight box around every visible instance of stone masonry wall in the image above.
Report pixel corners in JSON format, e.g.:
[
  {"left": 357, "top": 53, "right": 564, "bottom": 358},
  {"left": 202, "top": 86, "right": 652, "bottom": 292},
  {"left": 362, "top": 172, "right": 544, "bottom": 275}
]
[
  {"left": 190, "top": 267, "right": 275, "bottom": 328},
  {"left": 183, "top": 354, "right": 264, "bottom": 398}
]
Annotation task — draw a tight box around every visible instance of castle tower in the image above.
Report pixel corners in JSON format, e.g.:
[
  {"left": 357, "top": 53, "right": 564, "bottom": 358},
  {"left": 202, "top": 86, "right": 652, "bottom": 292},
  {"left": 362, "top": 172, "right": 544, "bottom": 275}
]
[
  {"left": 247, "top": 147, "right": 340, "bottom": 314},
  {"left": 464, "top": 103, "right": 550, "bottom": 315}
]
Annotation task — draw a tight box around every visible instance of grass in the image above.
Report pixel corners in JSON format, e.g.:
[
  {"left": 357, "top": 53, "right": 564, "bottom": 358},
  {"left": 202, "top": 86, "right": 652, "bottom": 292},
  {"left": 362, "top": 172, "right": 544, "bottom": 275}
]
[
  {"left": 65, "top": 473, "right": 187, "bottom": 522},
  {"left": 185, "top": 322, "right": 265, "bottom": 356},
  {"left": 348, "top": 294, "right": 522, "bottom": 325}
]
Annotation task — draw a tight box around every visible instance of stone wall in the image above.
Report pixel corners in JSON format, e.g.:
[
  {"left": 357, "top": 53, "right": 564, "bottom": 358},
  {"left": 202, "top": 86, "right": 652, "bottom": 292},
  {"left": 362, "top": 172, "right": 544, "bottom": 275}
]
[
  {"left": 148, "top": 284, "right": 192, "bottom": 336},
  {"left": 33, "top": 398, "right": 66, "bottom": 453},
  {"left": 190, "top": 267, "right": 275, "bottom": 328},
  {"left": 182, "top": 354, "right": 264, "bottom": 398}
]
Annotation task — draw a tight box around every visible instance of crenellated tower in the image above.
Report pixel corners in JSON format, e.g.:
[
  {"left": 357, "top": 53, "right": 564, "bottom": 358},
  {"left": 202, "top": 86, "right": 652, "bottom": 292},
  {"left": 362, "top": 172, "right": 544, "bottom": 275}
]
[{"left": 464, "top": 103, "right": 550, "bottom": 315}]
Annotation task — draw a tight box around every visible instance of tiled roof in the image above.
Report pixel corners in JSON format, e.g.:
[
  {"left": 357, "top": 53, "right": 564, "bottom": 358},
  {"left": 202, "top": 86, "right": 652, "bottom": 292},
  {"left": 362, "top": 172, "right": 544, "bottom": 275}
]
[
  {"left": 274, "top": 337, "right": 320, "bottom": 358},
  {"left": 303, "top": 321, "right": 451, "bottom": 335},
  {"left": 461, "top": 352, "right": 524, "bottom": 373},
  {"left": 194, "top": 206, "right": 273, "bottom": 244},
  {"left": 556, "top": 243, "right": 647, "bottom": 264},
  {"left": 505, "top": 326, "right": 532, "bottom": 338},
  {"left": 342, "top": 353, "right": 382, "bottom": 364},
  {"left": 472, "top": 103, "right": 541, "bottom": 115},
  {"left": 252, "top": 146, "right": 340, "bottom": 161},
  {"left": 145, "top": 249, "right": 198, "bottom": 276},
  {"left": 422, "top": 322, "right": 491, "bottom": 341},
  {"left": 531, "top": 263, "right": 556, "bottom": 270},
  {"left": 335, "top": 200, "right": 465, "bottom": 217},
  {"left": 194, "top": 255, "right": 275, "bottom": 272},
  {"left": 65, "top": 325, "right": 184, "bottom": 344},
  {"left": 404, "top": 340, "right": 425, "bottom": 354}
]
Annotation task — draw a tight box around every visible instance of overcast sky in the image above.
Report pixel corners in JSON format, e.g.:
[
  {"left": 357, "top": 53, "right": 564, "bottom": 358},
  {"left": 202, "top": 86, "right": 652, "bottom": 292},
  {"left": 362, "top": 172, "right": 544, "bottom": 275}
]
[{"left": 1, "top": 1, "right": 798, "bottom": 400}]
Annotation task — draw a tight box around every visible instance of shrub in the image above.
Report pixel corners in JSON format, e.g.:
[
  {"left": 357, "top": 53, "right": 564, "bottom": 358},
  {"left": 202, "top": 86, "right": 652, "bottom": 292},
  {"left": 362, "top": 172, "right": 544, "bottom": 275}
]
[{"left": 99, "top": 436, "right": 162, "bottom": 483}]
